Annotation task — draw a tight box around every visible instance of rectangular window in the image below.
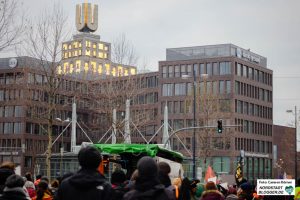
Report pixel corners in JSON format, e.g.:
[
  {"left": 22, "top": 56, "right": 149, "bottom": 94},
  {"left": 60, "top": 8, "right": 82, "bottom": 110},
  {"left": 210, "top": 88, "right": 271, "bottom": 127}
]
[
  {"left": 175, "top": 66, "right": 180, "bottom": 77},
  {"left": 220, "top": 62, "right": 231, "bottom": 75},
  {"left": 243, "top": 65, "right": 248, "bottom": 77},
  {"left": 206, "top": 63, "right": 212, "bottom": 76},
  {"left": 162, "top": 84, "right": 173, "bottom": 96},
  {"left": 213, "top": 62, "right": 219, "bottom": 75},
  {"left": 162, "top": 66, "right": 167, "bottom": 78},
  {"left": 180, "top": 65, "right": 186, "bottom": 77},
  {"left": 200, "top": 64, "right": 205, "bottom": 75},
  {"left": 226, "top": 80, "right": 231, "bottom": 94},
  {"left": 168, "top": 66, "right": 174, "bottom": 78},
  {"left": 219, "top": 81, "right": 225, "bottom": 94},
  {"left": 237, "top": 63, "right": 242, "bottom": 76},
  {"left": 175, "top": 83, "right": 186, "bottom": 96}
]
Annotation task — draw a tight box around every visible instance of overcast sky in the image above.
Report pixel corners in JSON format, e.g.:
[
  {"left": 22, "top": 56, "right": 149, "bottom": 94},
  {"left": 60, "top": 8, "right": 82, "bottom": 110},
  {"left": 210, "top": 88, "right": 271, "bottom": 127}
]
[{"left": 3, "top": 0, "right": 300, "bottom": 127}]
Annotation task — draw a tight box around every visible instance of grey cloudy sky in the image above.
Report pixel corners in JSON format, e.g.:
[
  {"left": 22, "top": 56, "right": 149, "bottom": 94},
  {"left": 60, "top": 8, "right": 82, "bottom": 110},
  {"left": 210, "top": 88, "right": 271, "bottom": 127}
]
[{"left": 4, "top": 0, "right": 300, "bottom": 126}]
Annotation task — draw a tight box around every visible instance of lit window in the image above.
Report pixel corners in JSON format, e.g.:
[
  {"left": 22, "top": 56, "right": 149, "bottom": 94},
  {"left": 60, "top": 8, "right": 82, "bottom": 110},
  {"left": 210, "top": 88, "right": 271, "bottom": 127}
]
[
  {"left": 68, "top": 52, "right": 71, "bottom": 57},
  {"left": 99, "top": 52, "right": 103, "bottom": 58},
  {"left": 93, "top": 51, "right": 96, "bottom": 57},
  {"left": 91, "top": 62, "right": 97, "bottom": 73},
  {"left": 99, "top": 43, "right": 104, "bottom": 50},
  {"left": 63, "top": 44, "right": 68, "bottom": 50},
  {"left": 104, "top": 53, "right": 107, "bottom": 59},
  {"left": 85, "top": 50, "right": 90, "bottom": 56},
  {"left": 63, "top": 62, "right": 69, "bottom": 74},
  {"left": 75, "top": 60, "right": 81, "bottom": 73},
  {"left": 98, "top": 64, "right": 102, "bottom": 74},
  {"left": 57, "top": 66, "right": 62, "bottom": 74},
  {"left": 117, "top": 66, "right": 123, "bottom": 76},
  {"left": 104, "top": 46, "right": 108, "bottom": 51},
  {"left": 73, "top": 42, "right": 78, "bottom": 48},
  {"left": 124, "top": 69, "right": 128, "bottom": 76},
  {"left": 112, "top": 67, "right": 116, "bottom": 76},
  {"left": 79, "top": 42, "right": 82, "bottom": 47},
  {"left": 64, "top": 52, "right": 68, "bottom": 59},
  {"left": 79, "top": 50, "right": 82, "bottom": 56},
  {"left": 93, "top": 43, "right": 96, "bottom": 49},
  {"left": 68, "top": 44, "right": 72, "bottom": 50},
  {"left": 130, "top": 68, "right": 136, "bottom": 75},
  {"left": 84, "top": 62, "right": 89, "bottom": 72},
  {"left": 74, "top": 51, "right": 78, "bottom": 56},
  {"left": 86, "top": 40, "right": 91, "bottom": 47},
  {"left": 70, "top": 64, "right": 74, "bottom": 73},
  {"left": 105, "top": 64, "right": 110, "bottom": 75}
]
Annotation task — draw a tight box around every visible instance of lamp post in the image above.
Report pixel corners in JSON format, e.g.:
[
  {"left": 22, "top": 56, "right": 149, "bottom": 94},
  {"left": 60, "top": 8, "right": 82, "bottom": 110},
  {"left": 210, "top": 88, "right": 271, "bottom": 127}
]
[
  {"left": 287, "top": 106, "right": 297, "bottom": 180},
  {"left": 182, "top": 68, "right": 207, "bottom": 179},
  {"left": 55, "top": 117, "right": 70, "bottom": 176}
]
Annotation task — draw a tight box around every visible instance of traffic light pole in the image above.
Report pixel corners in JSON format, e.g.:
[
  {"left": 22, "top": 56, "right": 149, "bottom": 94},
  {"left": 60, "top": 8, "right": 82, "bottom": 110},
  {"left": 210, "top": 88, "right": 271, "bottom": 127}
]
[{"left": 164, "top": 124, "right": 241, "bottom": 179}]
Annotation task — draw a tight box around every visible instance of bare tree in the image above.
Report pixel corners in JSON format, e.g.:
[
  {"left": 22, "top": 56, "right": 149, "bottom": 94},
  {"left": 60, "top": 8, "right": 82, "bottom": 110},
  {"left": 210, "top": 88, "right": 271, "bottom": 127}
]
[
  {"left": 0, "top": 0, "right": 24, "bottom": 52},
  {"left": 88, "top": 74, "right": 148, "bottom": 142},
  {"left": 24, "top": 4, "right": 69, "bottom": 178},
  {"left": 111, "top": 33, "right": 139, "bottom": 66},
  {"left": 194, "top": 78, "right": 233, "bottom": 167}
]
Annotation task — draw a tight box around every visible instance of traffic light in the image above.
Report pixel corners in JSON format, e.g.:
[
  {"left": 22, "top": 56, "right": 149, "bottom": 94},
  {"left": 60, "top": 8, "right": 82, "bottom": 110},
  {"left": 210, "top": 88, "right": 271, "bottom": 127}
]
[{"left": 217, "top": 120, "right": 222, "bottom": 133}]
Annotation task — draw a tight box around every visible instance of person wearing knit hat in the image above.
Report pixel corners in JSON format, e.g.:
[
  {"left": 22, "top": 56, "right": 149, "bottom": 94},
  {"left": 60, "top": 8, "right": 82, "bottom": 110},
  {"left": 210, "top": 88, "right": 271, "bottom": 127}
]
[
  {"left": 201, "top": 181, "right": 225, "bottom": 200},
  {"left": 55, "top": 146, "right": 112, "bottom": 200},
  {"left": 237, "top": 182, "right": 253, "bottom": 200},
  {"left": 225, "top": 187, "right": 238, "bottom": 200},
  {"left": 0, "top": 174, "right": 31, "bottom": 200},
  {"left": 123, "top": 156, "right": 175, "bottom": 200}
]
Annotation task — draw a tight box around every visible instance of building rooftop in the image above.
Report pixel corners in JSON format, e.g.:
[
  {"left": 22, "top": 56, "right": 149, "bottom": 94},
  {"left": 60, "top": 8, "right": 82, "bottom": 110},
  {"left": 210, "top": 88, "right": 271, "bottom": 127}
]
[{"left": 166, "top": 44, "right": 267, "bottom": 68}]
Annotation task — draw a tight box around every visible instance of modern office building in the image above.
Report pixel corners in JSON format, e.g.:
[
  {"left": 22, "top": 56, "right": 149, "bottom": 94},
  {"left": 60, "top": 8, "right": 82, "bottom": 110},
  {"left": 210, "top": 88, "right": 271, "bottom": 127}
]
[{"left": 158, "top": 44, "right": 273, "bottom": 183}]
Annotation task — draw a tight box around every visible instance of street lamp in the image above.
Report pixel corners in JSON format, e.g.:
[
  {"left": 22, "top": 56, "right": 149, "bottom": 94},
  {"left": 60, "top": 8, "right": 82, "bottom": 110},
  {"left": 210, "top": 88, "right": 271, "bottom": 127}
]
[
  {"left": 286, "top": 107, "right": 297, "bottom": 180},
  {"left": 182, "top": 69, "right": 208, "bottom": 179},
  {"left": 55, "top": 117, "right": 70, "bottom": 176}
]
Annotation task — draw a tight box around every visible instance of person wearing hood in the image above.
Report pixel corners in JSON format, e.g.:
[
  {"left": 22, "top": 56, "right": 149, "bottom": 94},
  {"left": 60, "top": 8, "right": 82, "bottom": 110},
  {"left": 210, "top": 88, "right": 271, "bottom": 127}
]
[
  {"left": 0, "top": 174, "right": 31, "bottom": 200},
  {"left": 0, "top": 162, "right": 15, "bottom": 195},
  {"left": 200, "top": 181, "right": 225, "bottom": 200},
  {"left": 55, "top": 146, "right": 112, "bottom": 200},
  {"left": 123, "top": 156, "right": 175, "bottom": 200}
]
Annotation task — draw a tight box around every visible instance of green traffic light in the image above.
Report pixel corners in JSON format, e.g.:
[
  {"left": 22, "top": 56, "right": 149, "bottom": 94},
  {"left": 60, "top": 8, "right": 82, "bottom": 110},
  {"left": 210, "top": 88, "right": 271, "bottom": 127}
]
[{"left": 217, "top": 120, "right": 222, "bottom": 133}]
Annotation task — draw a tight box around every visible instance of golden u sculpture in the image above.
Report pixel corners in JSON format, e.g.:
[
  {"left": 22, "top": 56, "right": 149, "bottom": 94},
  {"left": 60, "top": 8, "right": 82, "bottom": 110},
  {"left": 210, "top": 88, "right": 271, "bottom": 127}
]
[{"left": 76, "top": 2, "right": 98, "bottom": 32}]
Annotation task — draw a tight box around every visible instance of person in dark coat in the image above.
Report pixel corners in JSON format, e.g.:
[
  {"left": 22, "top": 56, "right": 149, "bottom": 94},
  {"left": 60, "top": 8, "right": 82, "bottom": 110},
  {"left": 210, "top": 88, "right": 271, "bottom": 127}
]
[
  {"left": 178, "top": 177, "right": 191, "bottom": 200},
  {"left": 158, "top": 162, "right": 172, "bottom": 188},
  {"left": 55, "top": 146, "right": 112, "bottom": 200},
  {"left": 0, "top": 162, "right": 15, "bottom": 195},
  {"left": 201, "top": 181, "right": 225, "bottom": 200},
  {"left": 123, "top": 156, "right": 175, "bottom": 200},
  {"left": 237, "top": 182, "right": 253, "bottom": 200},
  {"left": 0, "top": 174, "right": 31, "bottom": 200},
  {"left": 110, "top": 169, "right": 128, "bottom": 200}
]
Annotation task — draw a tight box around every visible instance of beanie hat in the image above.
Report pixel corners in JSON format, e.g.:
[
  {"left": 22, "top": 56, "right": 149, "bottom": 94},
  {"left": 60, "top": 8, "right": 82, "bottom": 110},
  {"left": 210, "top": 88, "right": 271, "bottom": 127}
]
[
  {"left": 205, "top": 181, "right": 217, "bottom": 190},
  {"left": 5, "top": 174, "right": 25, "bottom": 188},
  {"left": 0, "top": 168, "right": 15, "bottom": 185},
  {"left": 111, "top": 170, "right": 126, "bottom": 185},
  {"left": 240, "top": 182, "right": 252, "bottom": 191},
  {"left": 195, "top": 183, "right": 205, "bottom": 198},
  {"left": 137, "top": 156, "right": 158, "bottom": 178},
  {"left": 78, "top": 146, "right": 102, "bottom": 169},
  {"left": 158, "top": 162, "right": 171, "bottom": 175}
]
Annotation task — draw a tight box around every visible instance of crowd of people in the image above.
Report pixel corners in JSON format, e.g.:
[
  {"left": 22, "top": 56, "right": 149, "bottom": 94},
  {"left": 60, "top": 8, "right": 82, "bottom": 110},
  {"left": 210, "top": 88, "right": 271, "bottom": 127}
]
[{"left": 0, "top": 146, "right": 295, "bottom": 200}]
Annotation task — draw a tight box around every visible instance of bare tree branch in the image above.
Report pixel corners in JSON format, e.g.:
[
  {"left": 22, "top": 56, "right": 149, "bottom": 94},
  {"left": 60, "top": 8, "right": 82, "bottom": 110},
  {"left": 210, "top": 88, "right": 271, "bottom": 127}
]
[
  {"left": 0, "top": 0, "right": 24, "bottom": 52},
  {"left": 111, "top": 33, "right": 139, "bottom": 66}
]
